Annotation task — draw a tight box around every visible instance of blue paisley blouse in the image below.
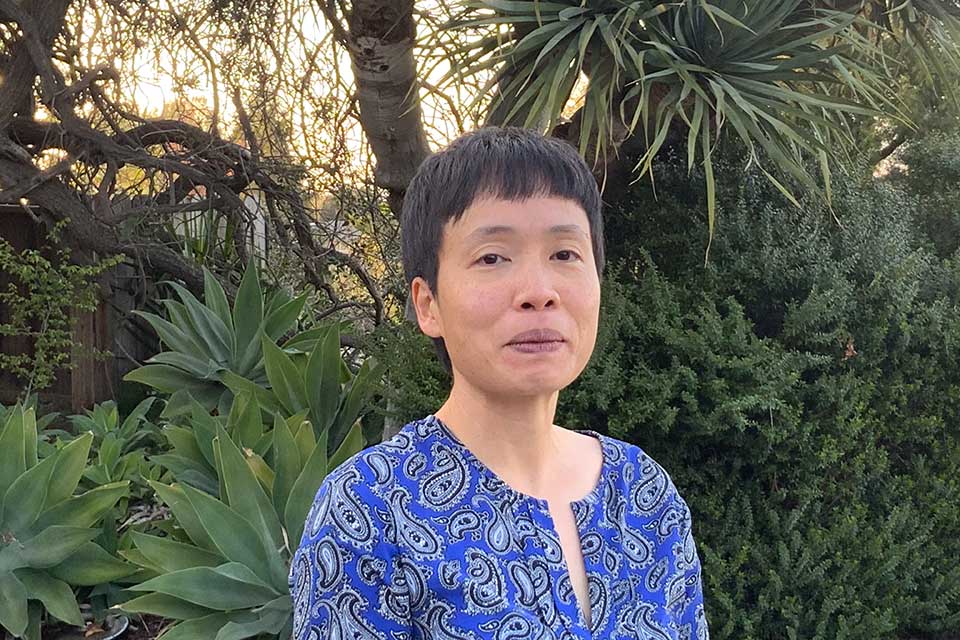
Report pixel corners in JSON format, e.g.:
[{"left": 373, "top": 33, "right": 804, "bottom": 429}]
[{"left": 289, "top": 414, "right": 709, "bottom": 639}]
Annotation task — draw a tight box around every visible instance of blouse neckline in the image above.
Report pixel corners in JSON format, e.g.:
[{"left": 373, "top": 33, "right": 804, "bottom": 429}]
[{"left": 423, "top": 413, "right": 609, "bottom": 510}]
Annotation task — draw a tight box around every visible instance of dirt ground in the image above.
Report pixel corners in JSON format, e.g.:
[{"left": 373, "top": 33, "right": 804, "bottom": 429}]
[
  {"left": 44, "top": 615, "right": 168, "bottom": 640},
  {"left": 122, "top": 616, "right": 168, "bottom": 640}
]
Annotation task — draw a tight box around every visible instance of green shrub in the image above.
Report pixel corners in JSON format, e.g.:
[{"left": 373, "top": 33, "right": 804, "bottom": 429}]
[
  {"left": 554, "top": 155, "right": 960, "bottom": 639},
  {"left": 887, "top": 131, "right": 960, "bottom": 259},
  {"left": 359, "top": 318, "right": 450, "bottom": 431}
]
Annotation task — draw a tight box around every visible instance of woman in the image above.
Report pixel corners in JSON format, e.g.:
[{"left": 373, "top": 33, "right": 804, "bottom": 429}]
[{"left": 290, "top": 127, "right": 709, "bottom": 639}]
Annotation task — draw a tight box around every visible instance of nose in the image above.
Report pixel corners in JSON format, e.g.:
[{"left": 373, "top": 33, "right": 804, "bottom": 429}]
[{"left": 513, "top": 263, "right": 558, "bottom": 311}]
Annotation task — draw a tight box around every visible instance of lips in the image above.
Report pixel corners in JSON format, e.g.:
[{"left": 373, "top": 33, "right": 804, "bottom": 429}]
[{"left": 506, "top": 328, "right": 565, "bottom": 345}]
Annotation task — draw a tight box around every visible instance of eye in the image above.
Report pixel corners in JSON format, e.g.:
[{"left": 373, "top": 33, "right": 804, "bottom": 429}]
[
  {"left": 554, "top": 250, "right": 582, "bottom": 262},
  {"left": 476, "top": 254, "right": 506, "bottom": 265}
]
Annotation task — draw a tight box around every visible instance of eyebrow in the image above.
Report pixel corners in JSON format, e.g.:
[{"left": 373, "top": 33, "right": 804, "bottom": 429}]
[{"left": 464, "top": 224, "right": 588, "bottom": 243}]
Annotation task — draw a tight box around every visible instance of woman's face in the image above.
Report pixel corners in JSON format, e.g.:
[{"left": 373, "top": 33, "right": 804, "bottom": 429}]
[{"left": 411, "top": 195, "right": 601, "bottom": 398}]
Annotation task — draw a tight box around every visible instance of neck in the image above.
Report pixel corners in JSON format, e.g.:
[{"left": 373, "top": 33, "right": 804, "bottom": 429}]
[{"left": 433, "top": 379, "right": 564, "bottom": 499}]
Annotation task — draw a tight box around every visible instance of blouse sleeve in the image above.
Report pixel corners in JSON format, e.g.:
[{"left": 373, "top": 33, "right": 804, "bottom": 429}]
[
  {"left": 289, "top": 464, "right": 412, "bottom": 640},
  {"left": 673, "top": 492, "right": 710, "bottom": 639}
]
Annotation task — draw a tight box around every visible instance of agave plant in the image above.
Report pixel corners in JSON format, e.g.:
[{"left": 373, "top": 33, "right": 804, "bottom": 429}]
[
  {"left": 68, "top": 398, "right": 161, "bottom": 457},
  {"left": 118, "top": 392, "right": 365, "bottom": 639},
  {"left": 249, "top": 322, "right": 384, "bottom": 456},
  {"left": 148, "top": 388, "right": 280, "bottom": 497},
  {"left": 136, "top": 308, "right": 382, "bottom": 463},
  {"left": 67, "top": 398, "right": 167, "bottom": 495},
  {"left": 148, "top": 318, "right": 382, "bottom": 480},
  {"left": 124, "top": 258, "right": 313, "bottom": 414},
  {"left": 0, "top": 405, "right": 135, "bottom": 639},
  {"left": 1, "top": 394, "right": 60, "bottom": 446}
]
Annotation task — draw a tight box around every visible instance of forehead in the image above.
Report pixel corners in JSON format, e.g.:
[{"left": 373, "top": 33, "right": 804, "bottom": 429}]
[{"left": 443, "top": 196, "right": 590, "bottom": 245}]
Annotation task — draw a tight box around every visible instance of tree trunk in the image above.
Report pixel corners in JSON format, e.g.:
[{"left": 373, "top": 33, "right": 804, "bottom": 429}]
[{"left": 345, "top": 0, "right": 430, "bottom": 216}]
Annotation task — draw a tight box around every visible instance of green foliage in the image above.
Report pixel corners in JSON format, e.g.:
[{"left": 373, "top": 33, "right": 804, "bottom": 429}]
[
  {"left": 359, "top": 319, "right": 451, "bottom": 434},
  {"left": 1, "top": 395, "right": 60, "bottom": 447},
  {"left": 0, "top": 404, "right": 135, "bottom": 640},
  {"left": 147, "top": 323, "right": 375, "bottom": 495},
  {"left": 123, "top": 259, "right": 384, "bottom": 457},
  {"left": 252, "top": 322, "right": 385, "bottom": 455},
  {"left": 54, "top": 397, "right": 171, "bottom": 618},
  {"left": 163, "top": 208, "right": 254, "bottom": 271},
  {"left": 118, "top": 382, "right": 367, "bottom": 639},
  {"left": 0, "top": 220, "right": 122, "bottom": 396},
  {"left": 885, "top": 131, "right": 960, "bottom": 258},
  {"left": 1, "top": 257, "right": 387, "bottom": 638},
  {"left": 115, "top": 301, "right": 381, "bottom": 638}
]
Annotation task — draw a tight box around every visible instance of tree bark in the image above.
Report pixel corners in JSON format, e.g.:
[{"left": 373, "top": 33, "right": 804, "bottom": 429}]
[
  {"left": 0, "top": 0, "right": 72, "bottom": 126},
  {"left": 342, "top": 0, "right": 430, "bottom": 216}
]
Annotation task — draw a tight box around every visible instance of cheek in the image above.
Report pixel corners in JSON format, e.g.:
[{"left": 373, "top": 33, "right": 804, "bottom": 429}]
[
  {"left": 571, "top": 283, "right": 601, "bottom": 346},
  {"left": 569, "top": 278, "right": 601, "bottom": 316},
  {"left": 460, "top": 283, "right": 504, "bottom": 318}
]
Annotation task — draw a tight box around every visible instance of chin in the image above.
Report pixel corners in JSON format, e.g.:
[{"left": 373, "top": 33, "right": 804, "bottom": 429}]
[{"left": 500, "top": 369, "right": 576, "bottom": 394}]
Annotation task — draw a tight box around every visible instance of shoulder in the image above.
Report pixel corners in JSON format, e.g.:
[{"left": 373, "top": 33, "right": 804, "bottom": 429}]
[
  {"left": 598, "top": 433, "right": 691, "bottom": 520},
  {"left": 324, "top": 415, "right": 434, "bottom": 495},
  {"left": 300, "top": 416, "right": 435, "bottom": 546}
]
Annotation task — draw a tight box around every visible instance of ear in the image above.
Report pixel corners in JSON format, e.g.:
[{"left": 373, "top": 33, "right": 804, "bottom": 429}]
[{"left": 411, "top": 276, "right": 443, "bottom": 339}]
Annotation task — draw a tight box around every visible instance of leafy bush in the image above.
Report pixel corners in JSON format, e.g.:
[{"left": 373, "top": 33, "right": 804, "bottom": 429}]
[
  {"left": 359, "top": 317, "right": 450, "bottom": 433},
  {"left": 556, "top": 155, "right": 960, "bottom": 639},
  {"left": 244, "top": 325, "right": 383, "bottom": 458},
  {"left": 0, "top": 220, "right": 122, "bottom": 397},
  {"left": 886, "top": 131, "right": 960, "bottom": 259},
  {"left": 1, "top": 395, "right": 60, "bottom": 447}
]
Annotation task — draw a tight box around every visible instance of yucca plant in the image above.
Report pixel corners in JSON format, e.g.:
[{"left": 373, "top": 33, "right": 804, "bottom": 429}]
[
  {"left": 124, "top": 258, "right": 313, "bottom": 414},
  {"left": 443, "top": 0, "right": 960, "bottom": 257},
  {"left": 0, "top": 405, "right": 135, "bottom": 640},
  {"left": 118, "top": 391, "right": 365, "bottom": 639}
]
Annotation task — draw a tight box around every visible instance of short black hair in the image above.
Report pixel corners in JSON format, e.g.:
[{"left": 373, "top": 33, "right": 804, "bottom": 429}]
[{"left": 400, "top": 126, "right": 605, "bottom": 375}]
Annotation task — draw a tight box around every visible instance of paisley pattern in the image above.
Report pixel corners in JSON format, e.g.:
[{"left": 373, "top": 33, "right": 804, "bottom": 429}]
[{"left": 289, "top": 414, "right": 708, "bottom": 639}]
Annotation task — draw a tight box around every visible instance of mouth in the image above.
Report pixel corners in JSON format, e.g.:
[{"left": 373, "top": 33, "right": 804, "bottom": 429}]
[
  {"left": 507, "top": 340, "right": 564, "bottom": 353},
  {"left": 505, "top": 328, "right": 566, "bottom": 349}
]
